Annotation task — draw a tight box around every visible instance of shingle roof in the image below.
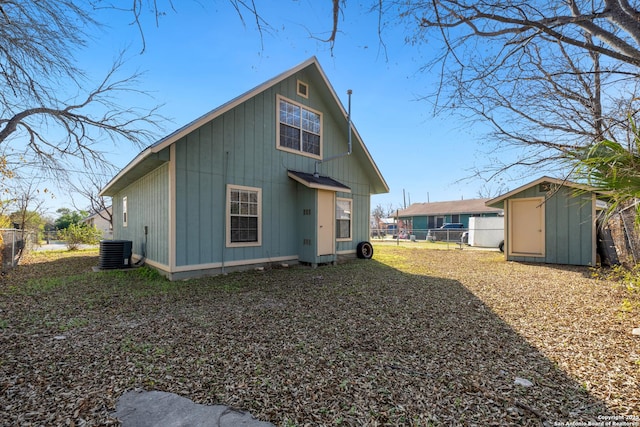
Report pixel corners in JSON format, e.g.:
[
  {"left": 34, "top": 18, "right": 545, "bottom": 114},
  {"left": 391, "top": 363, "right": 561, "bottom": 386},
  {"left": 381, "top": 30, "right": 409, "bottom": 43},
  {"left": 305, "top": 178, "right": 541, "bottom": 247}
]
[
  {"left": 287, "top": 170, "right": 351, "bottom": 193},
  {"left": 397, "top": 198, "right": 503, "bottom": 217}
]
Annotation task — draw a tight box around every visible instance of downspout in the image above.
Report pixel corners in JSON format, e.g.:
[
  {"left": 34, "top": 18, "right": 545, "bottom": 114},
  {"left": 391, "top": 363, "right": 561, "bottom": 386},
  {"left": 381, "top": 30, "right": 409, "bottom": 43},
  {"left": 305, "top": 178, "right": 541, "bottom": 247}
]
[{"left": 314, "top": 89, "right": 353, "bottom": 177}]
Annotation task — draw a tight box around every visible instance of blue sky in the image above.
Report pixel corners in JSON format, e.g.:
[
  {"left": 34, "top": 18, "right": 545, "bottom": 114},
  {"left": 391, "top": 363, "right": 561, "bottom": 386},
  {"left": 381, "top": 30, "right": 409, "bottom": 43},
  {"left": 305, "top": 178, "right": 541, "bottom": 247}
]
[{"left": 53, "top": 1, "right": 522, "bottom": 214}]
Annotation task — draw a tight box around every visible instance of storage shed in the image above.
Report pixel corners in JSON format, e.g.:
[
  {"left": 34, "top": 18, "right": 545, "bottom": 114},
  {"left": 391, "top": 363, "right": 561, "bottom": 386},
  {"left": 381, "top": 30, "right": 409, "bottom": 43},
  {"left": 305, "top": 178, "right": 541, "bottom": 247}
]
[{"left": 486, "top": 176, "right": 602, "bottom": 266}]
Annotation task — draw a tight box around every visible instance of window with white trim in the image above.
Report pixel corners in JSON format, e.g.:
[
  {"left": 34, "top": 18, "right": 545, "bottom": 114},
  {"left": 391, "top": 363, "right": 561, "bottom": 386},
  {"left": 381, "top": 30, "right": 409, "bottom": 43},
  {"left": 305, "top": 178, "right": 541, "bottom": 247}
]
[
  {"left": 336, "top": 198, "right": 352, "bottom": 240},
  {"left": 227, "top": 185, "right": 261, "bottom": 247},
  {"left": 297, "top": 80, "right": 309, "bottom": 98},
  {"left": 122, "top": 196, "right": 128, "bottom": 227},
  {"left": 277, "top": 96, "right": 321, "bottom": 157}
]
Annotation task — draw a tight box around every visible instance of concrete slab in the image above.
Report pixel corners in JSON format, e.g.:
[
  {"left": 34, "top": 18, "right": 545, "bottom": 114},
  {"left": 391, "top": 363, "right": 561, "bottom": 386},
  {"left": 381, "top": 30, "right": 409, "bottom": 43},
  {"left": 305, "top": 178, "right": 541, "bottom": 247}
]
[{"left": 112, "top": 390, "right": 274, "bottom": 427}]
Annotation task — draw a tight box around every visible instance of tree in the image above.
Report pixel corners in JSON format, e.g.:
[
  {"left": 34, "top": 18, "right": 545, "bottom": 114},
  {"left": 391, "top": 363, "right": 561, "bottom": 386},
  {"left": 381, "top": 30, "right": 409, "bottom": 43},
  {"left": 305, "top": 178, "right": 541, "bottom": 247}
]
[
  {"left": 0, "top": 1, "right": 162, "bottom": 183},
  {"left": 395, "top": 0, "right": 640, "bottom": 180},
  {"left": 68, "top": 172, "right": 113, "bottom": 229},
  {"left": 3, "top": 178, "right": 48, "bottom": 231},
  {"left": 409, "top": 1, "right": 640, "bottom": 68},
  {"left": 371, "top": 202, "right": 398, "bottom": 238},
  {"left": 570, "top": 118, "right": 640, "bottom": 218},
  {"left": 54, "top": 208, "right": 87, "bottom": 231},
  {"left": 58, "top": 223, "right": 102, "bottom": 250},
  {"left": 476, "top": 181, "right": 509, "bottom": 199}
]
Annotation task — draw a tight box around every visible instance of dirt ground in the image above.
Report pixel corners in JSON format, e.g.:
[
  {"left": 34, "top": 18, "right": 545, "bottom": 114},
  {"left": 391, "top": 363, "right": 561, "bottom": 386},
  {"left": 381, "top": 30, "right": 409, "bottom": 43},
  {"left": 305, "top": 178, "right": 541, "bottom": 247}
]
[{"left": 0, "top": 246, "right": 638, "bottom": 426}]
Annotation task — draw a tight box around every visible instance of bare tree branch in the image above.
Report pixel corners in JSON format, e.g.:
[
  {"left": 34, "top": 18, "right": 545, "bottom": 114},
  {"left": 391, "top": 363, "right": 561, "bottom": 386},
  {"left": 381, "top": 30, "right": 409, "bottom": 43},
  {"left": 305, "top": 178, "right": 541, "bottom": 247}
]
[
  {"left": 399, "top": 0, "right": 640, "bottom": 181},
  {"left": 0, "top": 2, "right": 165, "bottom": 183}
]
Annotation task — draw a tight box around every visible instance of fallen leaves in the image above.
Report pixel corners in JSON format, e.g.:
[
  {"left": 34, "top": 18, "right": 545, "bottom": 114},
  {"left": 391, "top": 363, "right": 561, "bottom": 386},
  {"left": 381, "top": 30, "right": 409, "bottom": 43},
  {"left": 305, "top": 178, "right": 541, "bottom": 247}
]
[{"left": 0, "top": 247, "right": 638, "bottom": 426}]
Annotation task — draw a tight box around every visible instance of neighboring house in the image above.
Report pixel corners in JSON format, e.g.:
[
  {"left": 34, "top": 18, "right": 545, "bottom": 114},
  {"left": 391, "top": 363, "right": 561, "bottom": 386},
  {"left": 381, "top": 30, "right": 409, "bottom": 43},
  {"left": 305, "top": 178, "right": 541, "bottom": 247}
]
[
  {"left": 486, "top": 176, "right": 604, "bottom": 266},
  {"left": 370, "top": 216, "right": 396, "bottom": 238},
  {"left": 396, "top": 198, "right": 503, "bottom": 240},
  {"left": 100, "top": 57, "right": 389, "bottom": 280},
  {"left": 82, "top": 207, "right": 113, "bottom": 240}
]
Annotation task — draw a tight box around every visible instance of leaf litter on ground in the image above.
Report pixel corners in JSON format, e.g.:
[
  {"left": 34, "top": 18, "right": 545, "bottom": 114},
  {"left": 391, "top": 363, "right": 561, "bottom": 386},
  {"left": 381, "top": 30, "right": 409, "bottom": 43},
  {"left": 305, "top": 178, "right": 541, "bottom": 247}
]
[{"left": 0, "top": 245, "right": 638, "bottom": 426}]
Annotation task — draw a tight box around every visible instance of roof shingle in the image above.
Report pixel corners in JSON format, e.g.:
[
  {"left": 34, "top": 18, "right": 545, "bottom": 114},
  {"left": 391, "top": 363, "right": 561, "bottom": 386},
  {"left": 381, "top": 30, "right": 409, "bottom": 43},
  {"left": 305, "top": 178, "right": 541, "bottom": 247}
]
[{"left": 397, "top": 198, "right": 503, "bottom": 217}]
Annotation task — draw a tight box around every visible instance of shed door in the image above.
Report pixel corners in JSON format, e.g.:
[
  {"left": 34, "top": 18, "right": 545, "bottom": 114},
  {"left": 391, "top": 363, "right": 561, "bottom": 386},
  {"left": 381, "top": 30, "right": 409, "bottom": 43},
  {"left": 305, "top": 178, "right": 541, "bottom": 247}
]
[
  {"left": 509, "top": 197, "right": 545, "bottom": 256},
  {"left": 317, "top": 190, "right": 335, "bottom": 256}
]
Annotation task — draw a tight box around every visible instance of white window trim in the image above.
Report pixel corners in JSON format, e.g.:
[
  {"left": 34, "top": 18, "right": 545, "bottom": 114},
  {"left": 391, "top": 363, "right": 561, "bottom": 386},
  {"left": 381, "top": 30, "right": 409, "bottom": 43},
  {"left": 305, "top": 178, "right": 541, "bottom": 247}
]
[
  {"left": 276, "top": 95, "right": 323, "bottom": 160},
  {"left": 122, "top": 196, "right": 128, "bottom": 228},
  {"left": 226, "top": 184, "right": 262, "bottom": 248},
  {"left": 336, "top": 197, "right": 352, "bottom": 242}
]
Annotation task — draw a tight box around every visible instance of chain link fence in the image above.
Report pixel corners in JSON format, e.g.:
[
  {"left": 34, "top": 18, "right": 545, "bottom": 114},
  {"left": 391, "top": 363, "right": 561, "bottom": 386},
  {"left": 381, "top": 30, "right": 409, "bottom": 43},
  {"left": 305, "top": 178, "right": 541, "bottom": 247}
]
[
  {"left": 371, "top": 227, "right": 505, "bottom": 250},
  {"left": 1, "top": 229, "right": 36, "bottom": 271}
]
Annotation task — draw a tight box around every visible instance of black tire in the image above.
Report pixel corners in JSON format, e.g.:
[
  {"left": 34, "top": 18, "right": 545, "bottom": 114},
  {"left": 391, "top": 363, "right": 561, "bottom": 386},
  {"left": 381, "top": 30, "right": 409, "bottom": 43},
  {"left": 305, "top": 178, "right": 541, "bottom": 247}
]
[
  {"left": 498, "top": 240, "right": 505, "bottom": 253},
  {"left": 356, "top": 241, "right": 374, "bottom": 259}
]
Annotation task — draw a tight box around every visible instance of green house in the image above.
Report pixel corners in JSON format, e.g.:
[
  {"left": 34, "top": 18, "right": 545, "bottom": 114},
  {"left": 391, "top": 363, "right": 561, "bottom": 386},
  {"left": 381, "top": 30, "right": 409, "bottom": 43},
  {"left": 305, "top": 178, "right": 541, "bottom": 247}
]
[
  {"left": 396, "top": 198, "right": 503, "bottom": 240},
  {"left": 486, "top": 176, "right": 602, "bottom": 266},
  {"left": 100, "top": 57, "right": 389, "bottom": 279}
]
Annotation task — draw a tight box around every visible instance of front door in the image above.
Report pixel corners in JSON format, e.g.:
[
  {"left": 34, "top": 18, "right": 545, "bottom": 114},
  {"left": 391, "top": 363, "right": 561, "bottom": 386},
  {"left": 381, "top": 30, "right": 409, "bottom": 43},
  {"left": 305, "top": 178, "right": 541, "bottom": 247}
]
[
  {"left": 317, "top": 190, "right": 335, "bottom": 256},
  {"left": 509, "top": 197, "right": 545, "bottom": 256}
]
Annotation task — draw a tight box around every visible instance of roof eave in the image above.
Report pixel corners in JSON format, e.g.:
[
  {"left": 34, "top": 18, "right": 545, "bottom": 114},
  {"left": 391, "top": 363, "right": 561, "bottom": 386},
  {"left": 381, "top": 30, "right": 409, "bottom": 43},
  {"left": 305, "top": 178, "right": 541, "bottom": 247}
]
[
  {"left": 101, "top": 56, "right": 389, "bottom": 197},
  {"left": 486, "top": 176, "right": 604, "bottom": 207}
]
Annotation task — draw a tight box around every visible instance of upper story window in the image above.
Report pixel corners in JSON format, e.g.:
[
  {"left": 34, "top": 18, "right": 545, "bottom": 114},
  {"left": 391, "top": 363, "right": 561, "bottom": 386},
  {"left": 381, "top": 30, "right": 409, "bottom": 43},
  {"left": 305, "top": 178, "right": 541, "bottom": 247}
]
[{"left": 277, "top": 96, "right": 322, "bottom": 158}]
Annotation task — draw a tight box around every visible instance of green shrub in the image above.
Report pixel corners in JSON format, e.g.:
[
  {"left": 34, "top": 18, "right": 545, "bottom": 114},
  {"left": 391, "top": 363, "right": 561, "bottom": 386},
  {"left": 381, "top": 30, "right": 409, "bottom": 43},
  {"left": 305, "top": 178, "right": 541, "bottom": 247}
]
[{"left": 58, "top": 223, "right": 102, "bottom": 250}]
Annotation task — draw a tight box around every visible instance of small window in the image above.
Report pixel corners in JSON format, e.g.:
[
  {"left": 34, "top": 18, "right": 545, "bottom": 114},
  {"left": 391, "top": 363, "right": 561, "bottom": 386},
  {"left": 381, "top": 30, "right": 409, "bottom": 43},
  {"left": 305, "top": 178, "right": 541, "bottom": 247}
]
[
  {"left": 122, "top": 196, "right": 128, "bottom": 227},
  {"left": 297, "top": 80, "right": 309, "bottom": 98},
  {"left": 277, "top": 96, "right": 322, "bottom": 158},
  {"left": 227, "top": 184, "right": 262, "bottom": 247},
  {"left": 336, "top": 198, "right": 352, "bottom": 240}
]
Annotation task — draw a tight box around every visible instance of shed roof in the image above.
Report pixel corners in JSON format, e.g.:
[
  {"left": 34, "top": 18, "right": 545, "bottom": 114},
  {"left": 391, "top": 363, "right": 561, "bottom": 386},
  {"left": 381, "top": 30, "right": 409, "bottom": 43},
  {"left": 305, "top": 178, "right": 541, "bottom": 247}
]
[
  {"left": 101, "top": 56, "right": 389, "bottom": 196},
  {"left": 397, "top": 198, "right": 503, "bottom": 217},
  {"left": 485, "top": 176, "right": 604, "bottom": 208},
  {"left": 287, "top": 170, "right": 351, "bottom": 193}
]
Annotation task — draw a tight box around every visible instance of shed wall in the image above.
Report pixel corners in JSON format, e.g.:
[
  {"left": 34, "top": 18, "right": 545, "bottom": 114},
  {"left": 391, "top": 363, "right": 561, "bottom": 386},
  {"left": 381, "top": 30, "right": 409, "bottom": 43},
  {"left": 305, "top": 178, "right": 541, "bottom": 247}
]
[{"left": 506, "top": 185, "right": 595, "bottom": 266}]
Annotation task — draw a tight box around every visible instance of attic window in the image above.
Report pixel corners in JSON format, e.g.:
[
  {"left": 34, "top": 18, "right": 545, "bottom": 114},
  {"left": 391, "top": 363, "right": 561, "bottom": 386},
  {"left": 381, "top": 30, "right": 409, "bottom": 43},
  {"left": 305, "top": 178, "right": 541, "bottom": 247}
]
[{"left": 297, "top": 80, "right": 309, "bottom": 98}]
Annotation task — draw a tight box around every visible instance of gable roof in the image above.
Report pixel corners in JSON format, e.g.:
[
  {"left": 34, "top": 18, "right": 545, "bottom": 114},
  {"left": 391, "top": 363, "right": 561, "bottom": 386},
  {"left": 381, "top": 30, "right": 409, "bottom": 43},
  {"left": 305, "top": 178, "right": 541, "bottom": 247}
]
[
  {"left": 485, "top": 176, "right": 603, "bottom": 208},
  {"left": 101, "top": 57, "right": 389, "bottom": 196},
  {"left": 397, "top": 198, "right": 502, "bottom": 217}
]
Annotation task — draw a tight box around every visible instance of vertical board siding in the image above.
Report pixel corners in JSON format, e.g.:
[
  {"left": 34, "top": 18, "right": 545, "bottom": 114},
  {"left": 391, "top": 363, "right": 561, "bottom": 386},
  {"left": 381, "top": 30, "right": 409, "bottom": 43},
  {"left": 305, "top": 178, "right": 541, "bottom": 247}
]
[
  {"left": 171, "top": 68, "right": 378, "bottom": 268},
  {"left": 112, "top": 164, "right": 170, "bottom": 266}
]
